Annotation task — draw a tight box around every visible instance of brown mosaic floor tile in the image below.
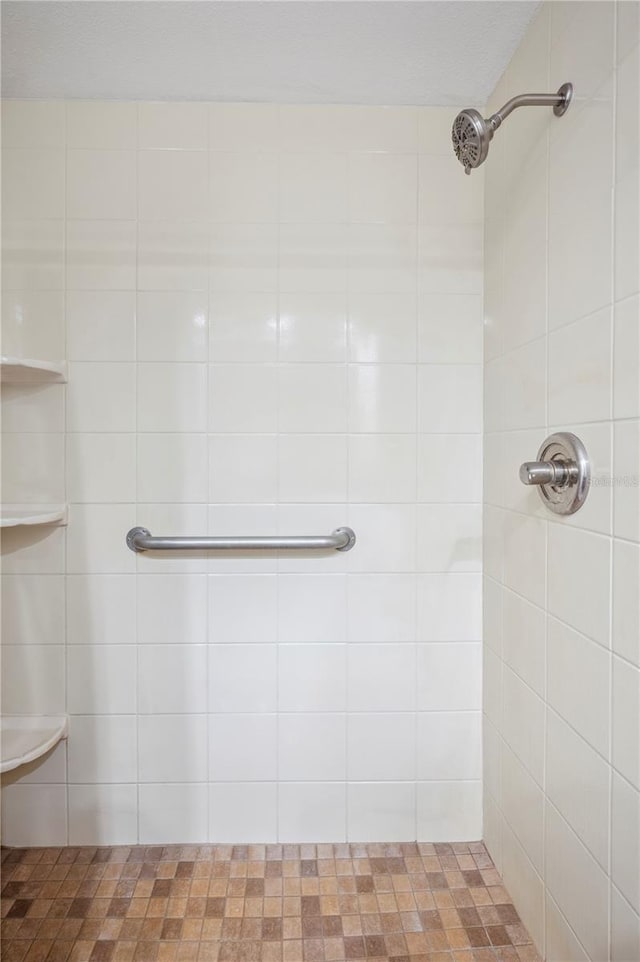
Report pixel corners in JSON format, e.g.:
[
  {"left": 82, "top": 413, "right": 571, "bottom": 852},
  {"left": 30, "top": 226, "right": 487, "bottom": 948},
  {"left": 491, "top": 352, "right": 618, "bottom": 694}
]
[{"left": 0, "top": 843, "right": 542, "bottom": 962}]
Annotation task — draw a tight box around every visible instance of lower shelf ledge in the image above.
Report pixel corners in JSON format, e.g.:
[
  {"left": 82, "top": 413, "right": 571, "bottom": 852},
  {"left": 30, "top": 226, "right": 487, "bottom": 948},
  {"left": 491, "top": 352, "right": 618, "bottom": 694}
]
[
  {"left": 1, "top": 505, "right": 68, "bottom": 528},
  {"left": 0, "top": 715, "right": 68, "bottom": 774}
]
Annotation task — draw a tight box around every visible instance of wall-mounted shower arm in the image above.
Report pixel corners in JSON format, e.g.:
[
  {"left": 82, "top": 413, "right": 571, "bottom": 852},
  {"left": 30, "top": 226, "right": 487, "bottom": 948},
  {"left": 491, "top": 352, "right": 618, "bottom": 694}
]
[{"left": 488, "top": 83, "right": 573, "bottom": 131}]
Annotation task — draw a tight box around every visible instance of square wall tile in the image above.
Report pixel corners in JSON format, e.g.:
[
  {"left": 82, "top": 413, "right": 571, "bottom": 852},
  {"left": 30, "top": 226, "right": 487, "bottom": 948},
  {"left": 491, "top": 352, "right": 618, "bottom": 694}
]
[
  {"left": 209, "top": 365, "right": 277, "bottom": 433},
  {"left": 279, "top": 782, "right": 347, "bottom": 843},
  {"left": 209, "top": 714, "right": 277, "bottom": 781},
  {"left": 209, "top": 574, "right": 277, "bottom": 643},
  {"left": 67, "top": 645, "right": 136, "bottom": 715},
  {"left": 549, "top": 308, "right": 612, "bottom": 424},
  {"left": 209, "top": 435, "right": 278, "bottom": 504},
  {"left": 138, "top": 645, "right": 207, "bottom": 714},
  {"left": 138, "top": 220, "right": 209, "bottom": 290},
  {"left": 137, "top": 574, "right": 207, "bottom": 646},
  {"left": 278, "top": 365, "right": 347, "bottom": 434},
  {"left": 417, "top": 712, "right": 481, "bottom": 780},
  {"left": 137, "top": 291, "right": 208, "bottom": 362},
  {"left": 137, "top": 363, "right": 207, "bottom": 432},
  {"left": 137, "top": 433, "right": 207, "bottom": 503},
  {"left": 348, "top": 434, "right": 416, "bottom": 503},
  {"left": 278, "top": 435, "right": 347, "bottom": 503},
  {"left": 67, "top": 150, "right": 136, "bottom": 219},
  {"left": 547, "top": 616, "right": 610, "bottom": 759},
  {"left": 546, "top": 710, "right": 610, "bottom": 871},
  {"left": 417, "top": 643, "right": 482, "bottom": 711},
  {"left": 416, "top": 504, "right": 482, "bottom": 572},
  {"left": 69, "top": 784, "right": 138, "bottom": 845},
  {"left": 66, "top": 219, "right": 136, "bottom": 289},
  {"left": 209, "top": 644, "right": 277, "bottom": 713},
  {"left": 138, "top": 149, "right": 208, "bottom": 220},
  {"left": 348, "top": 364, "right": 416, "bottom": 433},
  {"left": 348, "top": 153, "right": 417, "bottom": 224},
  {"left": 224, "top": 654, "right": 297, "bottom": 740},
  {"left": 67, "top": 291, "right": 135, "bottom": 361},
  {"left": 139, "top": 784, "right": 208, "bottom": 844},
  {"left": 1, "top": 645, "right": 65, "bottom": 715},
  {"left": 419, "top": 293, "right": 483, "bottom": 364},
  {"left": 1, "top": 574, "right": 65, "bottom": 648},
  {"left": 417, "top": 780, "right": 482, "bottom": 842},
  {"left": 67, "top": 363, "right": 135, "bottom": 433},
  {"left": 210, "top": 782, "right": 277, "bottom": 843},
  {"left": 348, "top": 713, "right": 415, "bottom": 781},
  {"left": 280, "top": 153, "right": 347, "bottom": 223},
  {"left": 2, "top": 290, "right": 65, "bottom": 360},
  {"left": 210, "top": 151, "right": 278, "bottom": 222},
  {"left": 417, "top": 573, "right": 482, "bottom": 641},
  {"left": 347, "top": 782, "right": 415, "bottom": 842},
  {"left": 278, "top": 575, "right": 346, "bottom": 643},
  {"left": 418, "top": 365, "right": 482, "bottom": 433},
  {"left": 1, "top": 785, "right": 68, "bottom": 847},
  {"left": 548, "top": 524, "right": 611, "bottom": 648},
  {"left": 2, "top": 148, "right": 65, "bottom": 219},
  {"left": 68, "top": 715, "right": 137, "bottom": 784},
  {"left": 278, "top": 644, "right": 346, "bottom": 712},
  {"left": 347, "top": 574, "right": 416, "bottom": 643},
  {"left": 67, "top": 575, "right": 136, "bottom": 647},
  {"left": 278, "top": 714, "right": 346, "bottom": 781},
  {"left": 67, "top": 433, "right": 136, "bottom": 503},
  {"left": 138, "top": 714, "right": 208, "bottom": 783},
  {"left": 280, "top": 292, "right": 347, "bottom": 362},
  {"left": 2, "top": 218, "right": 64, "bottom": 290},
  {"left": 211, "top": 291, "right": 278, "bottom": 363},
  {"left": 348, "top": 292, "right": 416, "bottom": 363},
  {"left": 347, "top": 643, "right": 416, "bottom": 711},
  {"left": 417, "top": 434, "right": 482, "bottom": 503}
]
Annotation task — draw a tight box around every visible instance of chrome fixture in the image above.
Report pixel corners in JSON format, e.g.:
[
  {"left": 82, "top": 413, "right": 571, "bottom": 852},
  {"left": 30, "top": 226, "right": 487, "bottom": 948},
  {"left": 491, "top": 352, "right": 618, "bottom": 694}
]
[
  {"left": 126, "top": 526, "right": 356, "bottom": 553},
  {"left": 519, "top": 432, "right": 590, "bottom": 515},
  {"left": 452, "top": 82, "right": 573, "bottom": 174}
]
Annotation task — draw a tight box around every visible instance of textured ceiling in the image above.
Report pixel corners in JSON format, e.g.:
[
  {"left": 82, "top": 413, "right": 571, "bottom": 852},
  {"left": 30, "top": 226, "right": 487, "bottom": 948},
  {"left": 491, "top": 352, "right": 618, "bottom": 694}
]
[{"left": 1, "top": 1, "right": 539, "bottom": 106}]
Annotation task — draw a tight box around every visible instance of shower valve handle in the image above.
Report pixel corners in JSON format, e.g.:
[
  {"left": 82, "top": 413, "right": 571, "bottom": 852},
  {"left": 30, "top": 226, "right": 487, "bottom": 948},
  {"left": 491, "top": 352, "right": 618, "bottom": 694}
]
[
  {"left": 519, "top": 460, "right": 575, "bottom": 487},
  {"left": 518, "top": 433, "right": 590, "bottom": 515}
]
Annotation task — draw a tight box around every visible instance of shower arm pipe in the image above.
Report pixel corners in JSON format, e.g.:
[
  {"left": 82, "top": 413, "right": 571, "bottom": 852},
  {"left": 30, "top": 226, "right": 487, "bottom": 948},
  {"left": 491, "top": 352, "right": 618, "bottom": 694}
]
[
  {"left": 126, "top": 526, "right": 356, "bottom": 553},
  {"left": 488, "top": 86, "right": 572, "bottom": 131}
]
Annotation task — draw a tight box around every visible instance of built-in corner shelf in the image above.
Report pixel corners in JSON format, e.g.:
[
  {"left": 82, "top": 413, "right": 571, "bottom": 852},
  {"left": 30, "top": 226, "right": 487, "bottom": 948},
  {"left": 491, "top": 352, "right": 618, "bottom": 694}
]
[
  {"left": 1, "top": 504, "right": 68, "bottom": 528},
  {"left": 0, "top": 715, "right": 68, "bottom": 774},
  {"left": 0, "top": 356, "right": 67, "bottom": 384}
]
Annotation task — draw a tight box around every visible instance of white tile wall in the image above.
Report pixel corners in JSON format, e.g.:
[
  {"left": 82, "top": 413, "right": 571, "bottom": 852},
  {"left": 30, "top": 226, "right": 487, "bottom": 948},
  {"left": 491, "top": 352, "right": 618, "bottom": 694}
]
[
  {"left": 2, "top": 94, "right": 482, "bottom": 847},
  {"left": 483, "top": 4, "right": 640, "bottom": 961}
]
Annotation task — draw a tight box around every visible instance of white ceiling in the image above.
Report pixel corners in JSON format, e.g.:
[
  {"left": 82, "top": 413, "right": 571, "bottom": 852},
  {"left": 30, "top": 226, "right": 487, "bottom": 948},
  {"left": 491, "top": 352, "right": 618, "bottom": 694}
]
[{"left": 1, "top": 1, "right": 539, "bottom": 106}]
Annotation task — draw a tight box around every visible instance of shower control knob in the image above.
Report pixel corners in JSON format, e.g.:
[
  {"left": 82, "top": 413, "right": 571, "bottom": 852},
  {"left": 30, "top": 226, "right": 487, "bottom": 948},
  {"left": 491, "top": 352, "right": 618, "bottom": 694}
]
[
  {"left": 519, "top": 460, "right": 573, "bottom": 486},
  {"left": 519, "top": 432, "right": 590, "bottom": 515}
]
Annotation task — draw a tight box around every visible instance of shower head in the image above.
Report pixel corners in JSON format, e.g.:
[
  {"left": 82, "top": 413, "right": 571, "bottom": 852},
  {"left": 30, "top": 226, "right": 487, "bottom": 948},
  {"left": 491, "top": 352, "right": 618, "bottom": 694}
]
[{"left": 452, "top": 82, "right": 573, "bottom": 174}]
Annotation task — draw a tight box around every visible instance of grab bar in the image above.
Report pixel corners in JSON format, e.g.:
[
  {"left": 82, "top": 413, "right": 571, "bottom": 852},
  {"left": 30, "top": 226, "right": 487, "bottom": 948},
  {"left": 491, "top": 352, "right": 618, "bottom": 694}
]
[{"left": 126, "top": 526, "right": 356, "bottom": 553}]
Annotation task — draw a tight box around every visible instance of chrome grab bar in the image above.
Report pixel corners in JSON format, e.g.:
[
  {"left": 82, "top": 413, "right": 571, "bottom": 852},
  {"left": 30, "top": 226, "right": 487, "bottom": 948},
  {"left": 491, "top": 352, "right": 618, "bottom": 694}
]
[{"left": 126, "top": 526, "right": 356, "bottom": 553}]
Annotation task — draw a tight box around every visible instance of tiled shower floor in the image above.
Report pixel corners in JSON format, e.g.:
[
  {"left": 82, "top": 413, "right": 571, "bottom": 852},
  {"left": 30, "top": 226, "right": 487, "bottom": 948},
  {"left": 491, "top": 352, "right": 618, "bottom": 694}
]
[{"left": 1, "top": 842, "right": 541, "bottom": 962}]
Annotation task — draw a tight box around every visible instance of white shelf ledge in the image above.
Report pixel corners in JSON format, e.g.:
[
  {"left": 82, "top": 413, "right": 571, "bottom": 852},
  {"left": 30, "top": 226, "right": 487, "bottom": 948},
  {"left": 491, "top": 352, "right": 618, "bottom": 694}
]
[
  {"left": 0, "top": 715, "right": 68, "bottom": 774},
  {"left": 1, "top": 504, "right": 68, "bottom": 528},
  {"left": 1, "top": 356, "right": 67, "bottom": 384}
]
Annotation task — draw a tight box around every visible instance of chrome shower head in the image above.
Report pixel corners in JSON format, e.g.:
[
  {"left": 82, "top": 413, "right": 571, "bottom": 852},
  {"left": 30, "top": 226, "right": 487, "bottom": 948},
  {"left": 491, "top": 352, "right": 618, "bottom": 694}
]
[
  {"left": 452, "top": 108, "right": 493, "bottom": 174},
  {"left": 452, "top": 82, "right": 573, "bottom": 174}
]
